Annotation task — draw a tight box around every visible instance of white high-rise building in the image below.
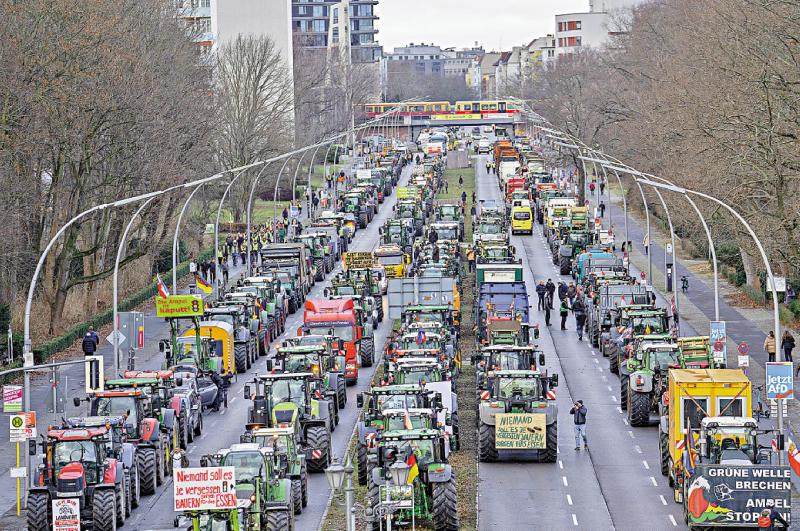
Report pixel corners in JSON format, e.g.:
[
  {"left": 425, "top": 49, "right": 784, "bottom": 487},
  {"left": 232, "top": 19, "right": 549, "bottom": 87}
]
[{"left": 554, "top": 0, "right": 642, "bottom": 57}]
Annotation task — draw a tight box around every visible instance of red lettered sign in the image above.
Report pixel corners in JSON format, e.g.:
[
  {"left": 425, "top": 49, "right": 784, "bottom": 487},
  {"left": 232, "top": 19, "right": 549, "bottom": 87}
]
[{"left": 173, "top": 467, "right": 236, "bottom": 512}]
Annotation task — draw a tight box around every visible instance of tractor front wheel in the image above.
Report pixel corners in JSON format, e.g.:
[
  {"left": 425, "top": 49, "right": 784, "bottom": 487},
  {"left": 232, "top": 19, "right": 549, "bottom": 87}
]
[
  {"left": 629, "top": 390, "right": 651, "bottom": 427},
  {"left": 92, "top": 488, "right": 118, "bottom": 531},
  {"left": 620, "top": 374, "right": 629, "bottom": 411},
  {"left": 336, "top": 376, "right": 347, "bottom": 410},
  {"left": 138, "top": 447, "right": 157, "bottom": 495},
  {"left": 115, "top": 474, "right": 127, "bottom": 526},
  {"left": 130, "top": 463, "right": 141, "bottom": 508},
  {"left": 265, "top": 509, "right": 291, "bottom": 531},
  {"left": 292, "top": 478, "right": 303, "bottom": 515},
  {"left": 234, "top": 344, "right": 248, "bottom": 373},
  {"left": 431, "top": 476, "right": 459, "bottom": 531},
  {"left": 478, "top": 421, "right": 498, "bottom": 462},
  {"left": 540, "top": 421, "right": 558, "bottom": 463},
  {"left": 305, "top": 426, "right": 331, "bottom": 472},
  {"left": 607, "top": 343, "right": 619, "bottom": 374},
  {"left": 360, "top": 337, "right": 374, "bottom": 367},
  {"left": 26, "top": 492, "right": 50, "bottom": 531},
  {"left": 659, "top": 430, "right": 670, "bottom": 476},
  {"left": 357, "top": 441, "right": 368, "bottom": 486}
]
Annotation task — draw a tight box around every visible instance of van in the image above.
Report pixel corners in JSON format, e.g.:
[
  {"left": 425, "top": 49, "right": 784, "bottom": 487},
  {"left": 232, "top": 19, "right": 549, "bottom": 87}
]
[
  {"left": 478, "top": 138, "right": 492, "bottom": 154},
  {"left": 511, "top": 205, "right": 533, "bottom": 235}
]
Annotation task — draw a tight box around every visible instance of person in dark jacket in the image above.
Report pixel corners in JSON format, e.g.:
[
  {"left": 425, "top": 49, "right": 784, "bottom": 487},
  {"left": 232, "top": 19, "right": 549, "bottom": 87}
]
[
  {"left": 535, "top": 281, "right": 547, "bottom": 311},
  {"left": 570, "top": 400, "right": 587, "bottom": 450},
  {"left": 544, "top": 297, "right": 552, "bottom": 326},
  {"left": 545, "top": 279, "right": 556, "bottom": 309},
  {"left": 82, "top": 326, "right": 99, "bottom": 356},
  {"left": 781, "top": 331, "right": 795, "bottom": 363},
  {"left": 558, "top": 281, "right": 568, "bottom": 302},
  {"left": 573, "top": 297, "right": 587, "bottom": 340}
]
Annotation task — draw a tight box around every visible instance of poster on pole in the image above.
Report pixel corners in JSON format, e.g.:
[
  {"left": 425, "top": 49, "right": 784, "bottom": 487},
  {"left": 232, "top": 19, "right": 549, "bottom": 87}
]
[
  {"left": 3, "top": 385, "right": 22, "bottom": 412},
  {"left": 173, "top": 467, "right": 236, "bottom": 512},
  {"left": 52, "top": 498, "right": 80, "bottom": 531},
  {"left": 494, "top": 413, "right": 546, "bottom": 449},
  {"left": 766, "top": 362, "right": 794, "bottom": 400},
  {"left": 709, "top": 321, "right": 727, "bottom": 365}
]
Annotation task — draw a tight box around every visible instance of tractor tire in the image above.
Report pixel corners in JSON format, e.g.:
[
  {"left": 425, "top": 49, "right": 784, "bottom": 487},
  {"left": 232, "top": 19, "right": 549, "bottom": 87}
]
[
  {"left": 478, "top": 421, "right": 498, "bottom": 462},
  {"left": 451, "top": 412, "right": 461, "bottom": 451},
  {"left": 301, "top": 465, "right": 308, "bottom": 507},
  {"left": 620, "top": 374, "right": 629, "bottom": 411},
  {"left": 359, "top": 337, "right": 374, "bottom": 368},
  {"left": 292, "top": 478, "right": 303, "bottom": 515},
  {"left": 26, "top": 492, "right": 50, "bottom": 531},
  {"left": 336, "top": 376, "right": 346, "bottom": 410},
  {"left": 559, "top": 255, "right": 571, "bottom": 275},
  {"left": 607, "top": 343, "right": 619, "bottom": 374},
  {"left": 156, "top": 439, "right": 166, "bottom": 485},
  {"left": 123, "top": 470, "right": 133, "bottom": 517},
  {"left": 194, "top": 412, "right": 203, "bottom": 437},
  {"left": 130, "top": 462, "right": 141, "bottom": 508},
  {"left": 234, "top": 343, "right": 248, "bottom": 373},
  {"left": 329, "top": 402, "right": 338, "bottom": 432},
  {"left": 659, "top": 430, "right": 670, "bottom": 476},
  {"left": 288, "top": 298, "right": 297, "bottom": 315},
  {"left": 115, "top": 474, "right": 127, "bottom": 526},
  {"left": 305, "top": 426, "right": 331, "bottom": 472},
  {"left": 179, "top": 412, "right": 189, "bottom": 449},
  {"left": 92, "top": 488, "right": 117, "bottom": 531},
  {"left": 359, "top": 213, "right": 367, "bottom": 229},
  {"left": 314, "top": 258, "right": 324, "bottom": 281},
  {"left": 137, "top": 447, "right": 157, "bottom": 495},
  {"left": 366, "top": 475, "right": 382, "bottom": 531},
  {"left": 265, "top": 509, "right": 291, "bottom": 531},
  {"left": 629, "top": 390, "right": 651, "bottom": 427},
  {"left": 540, "top": 421, "right": 558, "bottom": 463},
  {"left": 431, "top": 476, "right": 459, "bottom": 531},
  {"left": 591, "top": 327, "right": 600, "bottom": 348},
  {"left": 357, "top": 441, "right": 368, "bottom": 486}
]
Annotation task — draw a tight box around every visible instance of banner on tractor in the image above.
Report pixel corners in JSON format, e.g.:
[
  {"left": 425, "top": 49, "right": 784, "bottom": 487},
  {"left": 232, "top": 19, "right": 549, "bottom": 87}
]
[
  {"left": 173, "top": 466, "right": 237, "bottom": 512},
  {"left": 356, "top": 169, "right": 371, "bottom": 181},
  {"left": 685, "top": 465, "right": 791, "bottom": 526},
  {"left": 156, "top": 295, "right": 204, "bottom": 318},
  {"left": 494, "top": 413, "right": 546, "bottom": 449},
  {"left": 52, "top": 498, "right": 80, "bottom": 531},
  {"left": 395, "top": 186, "right": 419, "bottom": 200},
  {"left": 343, "top": 252, "right": 374, "bottom": 271}
]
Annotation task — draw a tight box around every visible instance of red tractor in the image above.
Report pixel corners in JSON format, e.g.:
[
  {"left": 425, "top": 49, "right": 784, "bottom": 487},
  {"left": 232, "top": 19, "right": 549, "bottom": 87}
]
[{"left": 27, "top": 426, "right": 127, "bottom": 531}]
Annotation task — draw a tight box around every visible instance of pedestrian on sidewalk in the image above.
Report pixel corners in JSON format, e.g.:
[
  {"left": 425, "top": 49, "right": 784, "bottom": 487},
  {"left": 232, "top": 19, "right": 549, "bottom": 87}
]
[
  {"left": 589, "top": 181, "right": 596, "bottom": 194},
  {"left": 786, "top": 284, "right": 796, "bottom": 306},
  {"left": 82, "top": 326, "right": 99, "bottom": 356},
  {"left": 600, "top": 180, "right": 606, "bottom": 195},
  {"left": 559, "top": 299, "right": 570, "bottom": 330},
  {"left": 567, "top": 282, "right": 577, "bottom": 306},
  {"left": 545, "top": 279, "right": 556, "bottom": 309},
  {"left": 781, "top": 331, "right": 795, "bottom": 362},
  {"left": 458, "top": 175, "right": 463, "bottom": 187},
  {"left": 764, "top": 331, "right": 777, "bottom": 362},
  {"left": 536, "top": 281, "right": 547, "bottom": 310},
  {"left": 599, "top": 201, "right": 606, "bottom": 218},
  {"left": 570, "top": 400, "right": 588, "bottom": 450},
  {"left": 444, "top": 180, "right": 449, "bottom": 193}
]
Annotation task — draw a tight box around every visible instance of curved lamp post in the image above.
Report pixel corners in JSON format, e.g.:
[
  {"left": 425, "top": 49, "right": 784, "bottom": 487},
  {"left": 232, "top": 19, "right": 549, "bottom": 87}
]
[{"left": 213, "top": 168, "right": 249, "bottom": 298}]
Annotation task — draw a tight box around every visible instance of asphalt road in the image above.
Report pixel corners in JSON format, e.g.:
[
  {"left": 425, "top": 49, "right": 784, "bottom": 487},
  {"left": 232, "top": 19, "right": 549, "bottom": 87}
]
[{"left": 473, "top": 153, "right": 685, "bottom": 531}]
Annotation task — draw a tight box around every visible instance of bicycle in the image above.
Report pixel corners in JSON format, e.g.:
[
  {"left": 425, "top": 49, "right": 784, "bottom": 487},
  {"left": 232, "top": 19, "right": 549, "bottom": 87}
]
[{"left": 753, "top": 384, "right": 771, "bottom": 421}]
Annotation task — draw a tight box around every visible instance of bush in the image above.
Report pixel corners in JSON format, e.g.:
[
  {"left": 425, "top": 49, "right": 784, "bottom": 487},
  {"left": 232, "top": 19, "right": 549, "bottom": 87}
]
[{"left": 789, "top": 299, "right": 800, "bottom": 319}]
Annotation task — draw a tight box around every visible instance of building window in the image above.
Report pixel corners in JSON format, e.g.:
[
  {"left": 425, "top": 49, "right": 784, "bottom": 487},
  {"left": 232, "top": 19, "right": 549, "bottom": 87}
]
[
  {"left": 297, "top": 6, "right": 308, "bottom": 15},
  {"left": 332, "top": 27, "right": 339, "bottom": 43},
  {"left": 358, "top": 33, "right": 373, "bottom": 44},
  {"left": 333, "top": 7, "right": 338, "bottom": 24},
  {"left": 312, "top": 5, "right": 325, "bottom": 17},
  {"left": 312, "top": 19, "right": 326, "bottom": 32},
  {"left": 200, "top": 0, "right": 209, "bottom": 7}
]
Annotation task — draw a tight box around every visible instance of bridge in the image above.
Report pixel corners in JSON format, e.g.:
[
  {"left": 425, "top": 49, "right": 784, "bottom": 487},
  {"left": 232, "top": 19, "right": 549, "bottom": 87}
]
[{"left": 357, "top": 113, "right": 524, "bottom": 141}]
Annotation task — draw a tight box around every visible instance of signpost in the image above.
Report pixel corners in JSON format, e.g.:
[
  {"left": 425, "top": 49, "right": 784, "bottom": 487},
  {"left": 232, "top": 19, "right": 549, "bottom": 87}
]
[
  {"left": 737, "top": 342, "right": 749, "bottom": 369},
  {"left": 10, "top": 411, "right": 35, "bottom": 516},
  {"left": 3, "top": 385, "right": 23, "bottom": 413},
  {"left": 155, "top": 295, "right": 204, "bottom": 318},
  {"left": 494, "top": 413, "right": 546, "bottom": 449},
  {"left": 52, "top": 498, "right": 80, "bottom": 531},
  {"left": 173, "top": 466, "right": 236, "bottom": 512},
  {"left": 710, "top": 321, "right": 727, "bottom": 366},
  {"left": 766, "top": 362, "right": 794, "bottom": 400}
]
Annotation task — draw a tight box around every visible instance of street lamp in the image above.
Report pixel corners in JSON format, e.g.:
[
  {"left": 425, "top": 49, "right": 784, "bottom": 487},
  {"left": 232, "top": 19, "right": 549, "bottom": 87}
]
[
  {"left": 325, "top": 456, "right": 356, "bottom": 531},
  {"left": 213, "top": 168, "right": 249, "bottom": 299}
]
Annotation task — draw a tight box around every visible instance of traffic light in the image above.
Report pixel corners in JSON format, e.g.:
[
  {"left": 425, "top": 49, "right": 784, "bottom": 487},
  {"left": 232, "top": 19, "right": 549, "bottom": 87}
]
[{"left": 84, "top": 355, "right": 104, "bottom": 393}]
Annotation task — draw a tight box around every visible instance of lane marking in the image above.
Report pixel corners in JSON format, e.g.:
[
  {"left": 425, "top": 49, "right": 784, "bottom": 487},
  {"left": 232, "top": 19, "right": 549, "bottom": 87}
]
[
  {"left": 606, "top": 385, "right": 612, "bottom": 391},
  {"left": 650, "top": 476, "right": 658, "bottom": 487},
  {"left": 616, "top": 407, "right": 623, "bottom": 414},
  {"left": 628, "top": 430, "right": 635, "bottom": 439},
  {"left": 562, "top": 476, "right": 569, "bottom": 487},
  {"left": 660, "top": 495, "right": 668, "bottom": 506},
  {"left": 593, "top": 358, "right": 599, "bottom": 364},
  {"left": 566, "top": 494, "right": 573, "bottom": 505},
  {"left": 559, "top": 460, "right": 564, "bottom": 469},
  {"left": 611, "top": 395, "right": 617, "bottom": 402},
  {"left": 572, "top": 514, "right": 578, "bottom": 526},
  {"left": 635, "top": 445, "right": 643, "bottom": 454},
  {"left": 642, "top": 460, "right": 650, "bottom": 470},
  {"left": 229, "top": 397, "right": 237, "bottom": 404},
  {"left": 669, "top": 515, "right": 677, "bottom": 527},
  {"left": 602, "top": 375, "right": 608, "bottom": 382},
  {"left": 623, "top": 418, "right": 629, "bottom": 426}
]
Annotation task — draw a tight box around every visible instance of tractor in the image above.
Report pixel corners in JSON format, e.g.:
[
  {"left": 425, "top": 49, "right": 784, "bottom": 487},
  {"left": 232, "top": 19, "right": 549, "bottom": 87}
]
[
  {"left": 477, "top": 370, "right": 558, "bottom": 463},
  {"left": 201, "top": 443, "right": 295, "bottom": 530},
  {"left": 205, "top": 304, "right": 258, "bottom": 373},
  {"left": 604, "top": 307, "right": 670, "bottom": 375},
  {"left": 274, "top": 344, "right": 347, "bottom": 417},
  {"left": 27, "top": 426, "right": 127, "bottom": 531},
  {"left": 366, "top": 429, "right": 458, "bottom": 531},
  {"left": 244, "top": 372, "right": 333, "bottom": 472},
  {"left": 474, "top": 345, "right": 545, "bottom": 400}
]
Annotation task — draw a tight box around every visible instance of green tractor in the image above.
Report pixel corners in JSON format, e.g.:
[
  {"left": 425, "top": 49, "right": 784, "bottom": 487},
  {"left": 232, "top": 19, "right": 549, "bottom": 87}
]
[
  {"left": 556, "top": 230, "right": 593, "bottom": 275},
  {"left": 342, "top": 191, "right": 372, "bottom": 228},
  {"left": 395, "top": 198, "right": 425, "bottom": 237},
  {"left": 380, "top": 218, "right": 415, "bottom": 254},
  {"left": 200, "top": 443, "right": 295, "bottom": 530},
  {"left": 244, "top": 372, "right": 333, "bottom": 472},
  {"left": 292, "top": 232, "right": 330, "bottom": 281},
  {"left": 604, "top": 307, "right": 670, "bottom": 375},
  {"left": 241, "top": 426, "right": 308, "bottom": 516},
  {"left": 330, "top": 267, "right": 384, "bottom": 322},
  {"left": 474, "top": 345, "right": 545, "bottom": 400},
  {"left": 175, "top": 506, "right": 251, "bottom": 531},
  {"left": 477, "top": 370, "right": 558, "bottom": 463},
  {"left": 274, "top": 343, "right": 347, "bottom": 412},
  {"left": 366, "top": 429, "right": 458, "bottom": 531}
]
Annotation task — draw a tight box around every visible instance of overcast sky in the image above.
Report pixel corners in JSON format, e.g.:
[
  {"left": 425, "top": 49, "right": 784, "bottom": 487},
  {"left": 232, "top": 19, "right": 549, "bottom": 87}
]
[{"left": 376, "top": 0, "right": 589, "bottom": 52}]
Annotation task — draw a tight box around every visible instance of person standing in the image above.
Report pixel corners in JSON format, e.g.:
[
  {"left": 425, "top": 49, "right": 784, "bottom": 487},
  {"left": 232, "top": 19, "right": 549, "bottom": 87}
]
[
  {"left": 467, "top": 246, "right": 476, "bottom": 272},
  {"left": 82, "top": 326, "right": 100, "bottom": 356},
  {"left": 536, "top": 281, "right": 547, "bottom": 311},
  {"left": 545, "top": 279, "right": 556, "bottom": 309},
  {"left": 570, "top": 400, "right": 587, "bottom": 450},
  {"left": 599, "top": 201, "right": 606, "bottom": 218},
  {"left": 458, "top": 175, "right": 463, "bottom": 187},
  {"left": 764, "top": 331, "right": 777, "bottom": 363},
  {"left": 558, "top": 281, "right": 568, "bottom": 303},
  {"left": 559, "top": 298, "right": 570, "bottom": 330},
  {"left": 567, "top": 282, "right": 577, "bottom": 306},
  {"left": 781, "top": 331, "right": 795, "bottom": 362},
  {"left": 573, "top": 296, "right": 586, "bottom": 341}
]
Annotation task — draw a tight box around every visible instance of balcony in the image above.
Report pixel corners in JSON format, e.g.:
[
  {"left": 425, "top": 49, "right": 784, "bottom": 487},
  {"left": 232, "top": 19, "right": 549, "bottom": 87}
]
[{"left": 177, "top": 6, "right": 210, "bottom": 18}]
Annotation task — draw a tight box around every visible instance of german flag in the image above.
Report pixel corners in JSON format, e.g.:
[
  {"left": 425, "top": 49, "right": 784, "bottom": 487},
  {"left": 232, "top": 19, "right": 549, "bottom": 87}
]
[
  {"left": 195, "top": 274, "right": 212, "bottom": 294},
  {"left": 405, "top": 449, "right": 419, "bottom": 485}
]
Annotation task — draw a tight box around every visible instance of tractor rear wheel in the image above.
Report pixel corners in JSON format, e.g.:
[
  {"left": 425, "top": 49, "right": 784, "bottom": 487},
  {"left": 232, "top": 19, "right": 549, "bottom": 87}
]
[
  {"left": 305, "top": 426, "right": 331, "bottom": 472},
  {"left": 156, "top": 439, "right": 166, "bottom": 485},
  {"left": 620, "top": 374, "right": 629, "bottom": 411},
  {"left": 179, "top": 411, "right": 189, "bottom": 449},
  {"left": 301, "top": 465, "right": 308, "bottom": 507},
  {"left": 265, "top": 509, "right": 290, "bottom": 531},
  {"left": 559, "top": 255, "right": 571, "bottom": 275},
  {"left": 123, "top": 470, "right": 133, "bottom": 516},
  {"left": 360, "top": 338, "right": 374, "bottom": 367},
  {"left": 659, "top": 430, "right": 670, "bottom": 476},
  {"left": 357, "top": 441, "right": 368, "bottom": 486},
  {"left": 314, "top": 258, "right": 324, "bottom": 281},
  {"left": 92, "top": 488, "right": 117, "bottom": 531},
  {"left": 336, "top": 376, "right": 346, "bottom": 410},
  {"left": 194, "top": 412, "right": 203, "bottom": 437},
  {"left": 366, "top": 475, "right": 382, "bottom": 531},
  {"left": 234, "top": 344, "right": 248, "bottom": 373},
  {"left": 450, "top": 412, "right": 460, "bottom": 451},
  {"left": 607, "top": 343, "right": 619, "bottom": 374},
  {"left": 540, "top": 421, "right": 558, "bottom": 463},
  {"left": 629, "top": 390, "right": 651, "bottom": 427},
  {"left": 130, "top": 463, "right": 141, "bottom": 508},
  {"left": 137, "top": 447, "right": 157, "bottom": 495},
  {"left": 431, "top": 476, "right": 459, "bottom": 531},
  {"left": 478, "top": 421, "right": 498, "bottom": 462},
  {"left": 292, "top": 478, "right": 303, "bottom": 515},
  {"left": 26, "top": 492, "right": 50, "bottom": 531},
  {"left": 115, "top": 474, "right": 127, "bottom": 526},
  {"left": 288, "top": 298, "right": 297, "bottom": 314}
]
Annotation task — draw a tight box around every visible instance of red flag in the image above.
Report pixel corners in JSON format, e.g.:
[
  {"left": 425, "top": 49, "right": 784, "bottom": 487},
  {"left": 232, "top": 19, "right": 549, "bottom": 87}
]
[
  {"left": 156, "top": 273, "right": 170, "bottom": 298},
  {"left": 788, "top": 434, "right": 800, "bottom": 476}
]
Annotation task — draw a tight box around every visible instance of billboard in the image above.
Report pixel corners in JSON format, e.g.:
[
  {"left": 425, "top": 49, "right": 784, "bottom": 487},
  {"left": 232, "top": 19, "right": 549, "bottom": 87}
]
[{"left": 156, "top": 295, "right": 204, "bottom": 318}]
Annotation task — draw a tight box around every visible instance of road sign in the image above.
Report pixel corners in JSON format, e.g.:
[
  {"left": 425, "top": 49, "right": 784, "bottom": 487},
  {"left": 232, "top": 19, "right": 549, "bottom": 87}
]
[
  {"left": 173, "top": 466, "right": 236, "bottom": 512},
  {"left": 3, "top": 385, "right": 23, "bottom": 412},
  {"left": 767, "top": 276, "right": 787, "bottom": 293},
  {"left": 155, "top": 295, "right": 204, "bottom": 318},
  {"left": 710, "top": 321, "right": 727, "bottom": 365},
  {"left": 105, "top": 330, "right": 126, "bottom": 347},
  {"left": 52, "top": 498, "right": 80, "bottom": 531},
  {"left": 9, "top": 412, "right": 36, "bottom": 442},
  {"left": 666, "top": 243, "right": 673, "bottom": 254},
  {"left": 289, "top": 206, "right": 300, "bottom": 219},
  {"left": 737, "top": 342, "right": 749, "bottom": 355},
  {"left": 766, "top": 362, "right": 794, "bottom": 400}
]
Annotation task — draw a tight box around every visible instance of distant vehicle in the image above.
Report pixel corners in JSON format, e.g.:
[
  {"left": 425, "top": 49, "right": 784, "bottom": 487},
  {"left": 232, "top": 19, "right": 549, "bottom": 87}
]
[
  {"left": 483, "top": 125, "right": 493, "bottom": 133},
  {"left": 478, "top": 138, "right": 491, "bottom": 153},
  {"left": 472, "top": 126, "right": 481, "bottom": 135}
]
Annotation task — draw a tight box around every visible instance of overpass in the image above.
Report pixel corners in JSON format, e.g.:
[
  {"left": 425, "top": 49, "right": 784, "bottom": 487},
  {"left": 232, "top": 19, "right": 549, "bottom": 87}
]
[{"left": 357, "top": 113, "right": 525, "bottom": 142}]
